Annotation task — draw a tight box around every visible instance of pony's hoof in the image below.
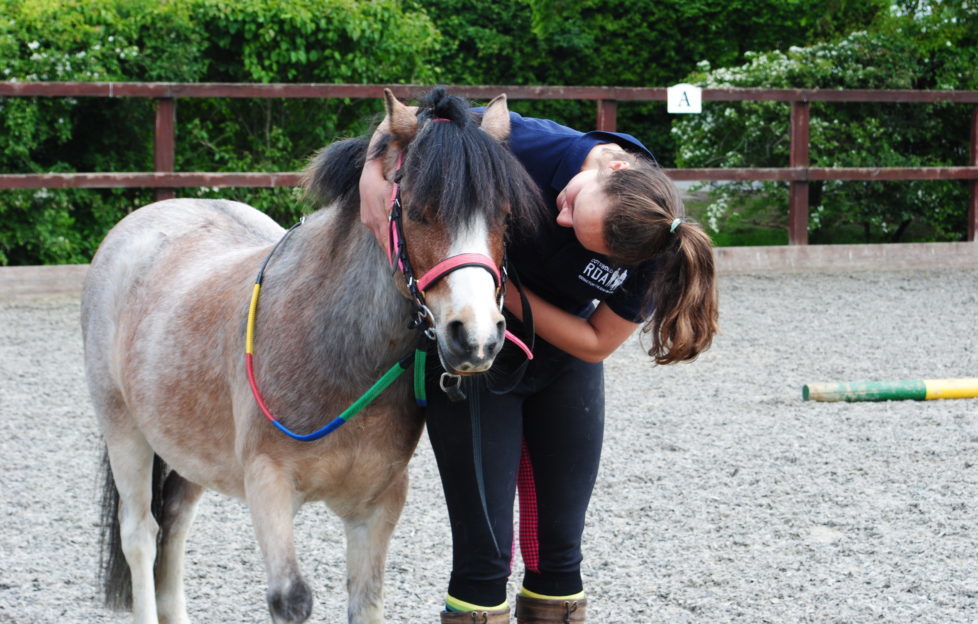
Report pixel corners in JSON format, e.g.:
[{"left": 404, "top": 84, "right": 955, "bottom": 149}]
[{"left": 267, "top": 580, "right": 314, "bottom": 623}]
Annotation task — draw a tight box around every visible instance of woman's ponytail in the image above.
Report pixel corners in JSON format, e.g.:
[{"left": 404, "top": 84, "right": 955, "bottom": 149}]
[
  {"left": 644, "top": 221, "right": 718, "bottom": 364},
  {"left": 603, "top": 164, "right": 719, "bottom": 364}
]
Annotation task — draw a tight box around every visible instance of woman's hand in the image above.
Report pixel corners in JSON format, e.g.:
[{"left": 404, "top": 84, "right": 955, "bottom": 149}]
[
  {"left": 358, "top": 103, "right": 420, "bottom": 250},
  {"left": 358, "top": 152, "right": 392, "bottom": 250}
]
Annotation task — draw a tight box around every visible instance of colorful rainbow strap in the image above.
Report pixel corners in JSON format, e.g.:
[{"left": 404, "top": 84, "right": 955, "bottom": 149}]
[{"left": 245, "top": 219, "right": 427, "bottom": 442}]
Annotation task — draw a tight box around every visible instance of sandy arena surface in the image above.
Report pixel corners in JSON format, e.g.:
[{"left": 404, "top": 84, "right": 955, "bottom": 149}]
[{"left": 1, "top": 268, "right": 977, "bottom": 623}]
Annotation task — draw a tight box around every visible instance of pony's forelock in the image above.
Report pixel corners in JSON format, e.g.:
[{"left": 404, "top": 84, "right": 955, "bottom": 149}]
[
  {"left": 302, "top": 88, "right": 545, "bottom": 234},
  {"left": 399, "top": 90, "right": 544, "bottom": 233},
  {"left": 418, "top": 87, "right": 471, "bottom": 124}
]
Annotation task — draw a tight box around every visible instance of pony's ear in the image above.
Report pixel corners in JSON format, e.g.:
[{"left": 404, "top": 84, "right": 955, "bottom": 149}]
[
  {"left": 480, "top": 94, "right": 510, "bottom": 141},
  {"left": 384, "top": 89, "right": 418, "bottom": 143}
]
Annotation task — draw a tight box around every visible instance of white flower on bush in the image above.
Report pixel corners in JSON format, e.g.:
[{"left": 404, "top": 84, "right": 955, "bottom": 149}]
[{"left": 705, "top": 194, "right": 731, "bottom": 234}]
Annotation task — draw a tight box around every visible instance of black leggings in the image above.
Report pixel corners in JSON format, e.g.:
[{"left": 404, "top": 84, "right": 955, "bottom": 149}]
[{"left": 425, "top": 338, "right": 605, "bottom": 607}]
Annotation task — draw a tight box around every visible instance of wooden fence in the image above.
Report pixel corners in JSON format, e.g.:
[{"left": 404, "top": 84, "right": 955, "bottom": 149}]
[{"left": 1, "top": 81, "right": 977, "bottom": 244}]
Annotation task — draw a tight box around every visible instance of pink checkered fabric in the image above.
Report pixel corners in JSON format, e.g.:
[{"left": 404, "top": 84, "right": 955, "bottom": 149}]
[{"left": 517, "top": 440, "right": 539, "bottom": 572}]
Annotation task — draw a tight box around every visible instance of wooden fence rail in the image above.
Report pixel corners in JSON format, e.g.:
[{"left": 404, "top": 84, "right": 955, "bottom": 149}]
[{"left": 1, "top": 81, "right": 977, "bottom": 244}]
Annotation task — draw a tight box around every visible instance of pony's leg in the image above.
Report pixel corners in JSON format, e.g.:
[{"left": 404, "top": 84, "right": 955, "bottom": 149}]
[
  {"left": 245, "top": 456, "right": 314, "bottom": 624},
  {"left": 105, "top": 432, "right": 162, "bottom": 624},
  {"left": 155, "top": 471, "right": 204, "bottom": 624},
  {"left": 343, "top": 470, "right": 410, "bottom": 624}
]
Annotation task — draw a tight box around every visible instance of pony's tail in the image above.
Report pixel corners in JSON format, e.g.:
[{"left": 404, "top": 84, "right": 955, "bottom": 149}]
[
  {"left": 644, "top": 222, "right": 719, "bottom": 365},
  {"left": 98, "top": 447, "right": 167, "bottom": 611},
  {"left": 302, "top": 135, "right": 370, "bottom": 207}
]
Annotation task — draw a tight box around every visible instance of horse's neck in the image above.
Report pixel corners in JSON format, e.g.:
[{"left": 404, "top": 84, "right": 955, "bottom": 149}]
[{"left": 259, "top": 208, "right": 416, "bottom": 380}]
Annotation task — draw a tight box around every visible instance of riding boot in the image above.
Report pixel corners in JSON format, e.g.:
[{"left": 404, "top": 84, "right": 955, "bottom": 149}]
[
  {"left": 515, "top": 594, "right": 586, "bottom": 623},
  {"left": 440, "top": 606, "right": 510, "bottom": 624}
]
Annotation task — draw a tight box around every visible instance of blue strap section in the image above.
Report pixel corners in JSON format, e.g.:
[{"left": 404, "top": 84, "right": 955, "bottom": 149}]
[{"left": 271, "top": 416, "right": 346, "bottom": 442}]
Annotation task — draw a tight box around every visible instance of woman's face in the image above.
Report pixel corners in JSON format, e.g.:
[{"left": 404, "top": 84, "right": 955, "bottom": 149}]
[{"left": 555, "top": 161, "right": 629, "bottom": 255}]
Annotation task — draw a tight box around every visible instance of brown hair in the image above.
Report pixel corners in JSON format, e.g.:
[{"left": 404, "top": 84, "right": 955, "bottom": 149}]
[{"left": 602, "top": 161, "right": 719, "bottom": 364}]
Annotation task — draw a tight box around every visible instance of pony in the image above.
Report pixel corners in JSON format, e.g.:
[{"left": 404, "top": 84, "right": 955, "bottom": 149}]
[{"left": 81, "top": 87, "right": 542, "bottom": 624}]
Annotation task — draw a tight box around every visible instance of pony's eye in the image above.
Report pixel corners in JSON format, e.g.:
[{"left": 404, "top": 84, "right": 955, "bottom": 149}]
[{"left": 407, "top": 207, "right": 429, "bottom": 224}]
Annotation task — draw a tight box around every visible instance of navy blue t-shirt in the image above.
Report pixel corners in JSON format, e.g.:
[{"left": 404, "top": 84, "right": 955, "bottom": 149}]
[{"left": 503, "top": 112, "right": 659, "bottom": 323}]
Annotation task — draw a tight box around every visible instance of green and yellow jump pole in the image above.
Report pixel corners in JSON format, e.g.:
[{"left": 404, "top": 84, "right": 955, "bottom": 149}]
[{"left": 803, "top": 378, "right": 978, "bottom": 402}]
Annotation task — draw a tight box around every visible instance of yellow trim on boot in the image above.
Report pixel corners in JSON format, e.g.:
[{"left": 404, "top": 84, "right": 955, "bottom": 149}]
[
  {"left": 519, "top": 587, "right": 585, "bottom": 601},
  {"left": 445, "top": 594, "right": 509, "bottom": 612}
]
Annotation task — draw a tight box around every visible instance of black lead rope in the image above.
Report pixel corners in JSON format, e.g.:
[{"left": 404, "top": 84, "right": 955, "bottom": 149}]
[{"left": 462, "top": 263, "right": 535, "bottom": 559}]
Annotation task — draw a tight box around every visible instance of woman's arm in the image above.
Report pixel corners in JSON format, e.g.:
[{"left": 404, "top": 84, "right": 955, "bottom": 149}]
[{"left": 504, "top": 286, "right": 640, "bottom": 363}]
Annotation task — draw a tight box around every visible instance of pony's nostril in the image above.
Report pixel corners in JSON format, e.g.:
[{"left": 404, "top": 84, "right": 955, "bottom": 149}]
[
  {"left": 489, "top": 320, "right": 505, "bottom": 355},
  {"left": 447, "top": 320, "right": 467, "bottom": 352},
  {"left": 446, "top": 320, "right": 504, "bottom": 361}
]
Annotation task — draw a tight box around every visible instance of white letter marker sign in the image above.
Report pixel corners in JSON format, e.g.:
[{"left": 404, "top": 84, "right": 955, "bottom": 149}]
[{"left": 667, "top": 83, "right": 702, "bottom": 114}]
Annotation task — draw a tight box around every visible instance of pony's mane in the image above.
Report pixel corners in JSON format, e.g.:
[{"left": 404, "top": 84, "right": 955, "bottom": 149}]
[
  {"left": 302, "top": 135, "right": 369, "bottom": 211},
  {"left": 302, "top": 88, "right": 544, "bottom": 233}
]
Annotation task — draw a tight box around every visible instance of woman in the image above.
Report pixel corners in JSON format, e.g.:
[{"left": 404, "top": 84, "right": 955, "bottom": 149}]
[{"left": 359, "top": 93, "right": 719, "bottom": 624}]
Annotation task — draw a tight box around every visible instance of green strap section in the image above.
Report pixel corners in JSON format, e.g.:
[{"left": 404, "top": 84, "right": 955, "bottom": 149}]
[
  {"left": 339, "top": 360, "right": 410, "bottom": 421},
  {"left": 414, "top": 349, "right": 428, "bottom": 405},
  {"left": 332, "top": 349, "right": 428, "bottom": 424}
]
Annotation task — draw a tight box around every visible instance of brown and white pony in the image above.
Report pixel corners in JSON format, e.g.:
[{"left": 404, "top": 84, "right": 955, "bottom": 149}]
[{"left": 81, "top": 88, "right": 541, "bottom": 624}]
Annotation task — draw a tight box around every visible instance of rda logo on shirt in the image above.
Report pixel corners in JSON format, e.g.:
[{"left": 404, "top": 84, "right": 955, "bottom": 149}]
[{"left": 579, "top": 258, "right": 628, "bottom": 294}]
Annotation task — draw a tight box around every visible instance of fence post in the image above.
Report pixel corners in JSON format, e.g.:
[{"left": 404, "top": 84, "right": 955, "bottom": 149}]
[
  {"left": 969, "top": 106, "right": 977, "bottom": 242},
  {"left": 154, "top": 98, "right": 176, "bottom": 202},
  {"left": 596, "top": 99, "right": 617, "bottom": 132},
  {"left": 788, "top": 100, "right": 810, "bottom": 245}
]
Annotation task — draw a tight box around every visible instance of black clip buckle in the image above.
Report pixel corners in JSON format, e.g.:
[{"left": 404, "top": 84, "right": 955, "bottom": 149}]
[{"left": 439, "top": 372, "right": 466, "bottom": 402}]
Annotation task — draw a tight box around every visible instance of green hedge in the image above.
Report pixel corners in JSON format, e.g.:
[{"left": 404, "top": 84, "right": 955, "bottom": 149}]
[
  {"left": 673, "top": 1, "right": 978, "bottom": 244},
  {"left": 8, "top": 0, "right": 969, "bottom": 263},
  {"left": 0, "top": 0, "right": 440, "bottom": 264}
]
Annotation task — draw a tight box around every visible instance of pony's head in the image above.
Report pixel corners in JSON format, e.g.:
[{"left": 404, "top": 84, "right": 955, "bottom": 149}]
[{"left": 376, "top": 87, "right": 542, "bottom": 374}]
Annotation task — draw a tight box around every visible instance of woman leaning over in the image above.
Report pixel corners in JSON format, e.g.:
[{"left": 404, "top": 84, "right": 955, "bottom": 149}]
[{"left": 359, "top": 92, "right": 719, "bottom": 624}]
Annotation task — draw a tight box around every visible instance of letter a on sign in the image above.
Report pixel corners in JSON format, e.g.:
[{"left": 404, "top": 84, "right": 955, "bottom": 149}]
[{"left": 667, "top": 83, "right": 702, "bottom": 114}]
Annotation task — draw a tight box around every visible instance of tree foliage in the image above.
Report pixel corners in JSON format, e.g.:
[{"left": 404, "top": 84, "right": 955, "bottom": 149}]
[
  {"left": 1, "top": 0, "right": 974, "bottom": 262},
  {"left": 0, "top": 0, "right": 439, "bottom": 264},
  {"left": 673, "top": 1, "right": 977, "bottom": 243},
  {"left": 410, "top": 0, "right": 889, "bottom": 163}
]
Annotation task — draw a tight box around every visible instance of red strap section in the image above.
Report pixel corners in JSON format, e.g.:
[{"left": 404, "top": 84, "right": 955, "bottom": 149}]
[
  {"left": 416, "top": 253, "right": 501, "bottom": 292},
  {"left": 386, "top": 183, "right": 400, "bottom": 268},
  {"left": 245, "top": 353, "right": 277, "bottom": 423}
]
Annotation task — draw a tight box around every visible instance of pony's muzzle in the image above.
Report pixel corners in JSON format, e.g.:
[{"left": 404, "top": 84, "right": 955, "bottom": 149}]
[
  {"left": 426, "top": 265, "right": 507, "bottom": 374},
  {"left": 439, "top": 316, "right": 505, "bottom": 374}
]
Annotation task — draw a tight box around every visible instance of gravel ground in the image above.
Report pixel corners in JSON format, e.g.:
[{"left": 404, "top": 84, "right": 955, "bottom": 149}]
[{"left": 1, "top": 268, "right": 977, "bottom": 623}]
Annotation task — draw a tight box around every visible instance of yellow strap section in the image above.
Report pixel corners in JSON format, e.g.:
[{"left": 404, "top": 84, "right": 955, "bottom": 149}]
[
  {"left": 444, "top": 594, "right": 508, "bottom": 612},
  {"left": 246, "top": 283, "right": 261, "bottom": 354},
  {"left": 519, "top": 587, "right": 586, "bottom": 601},
  {"left": 924, "top": 378, "right": 978, "bottom": 400}
]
